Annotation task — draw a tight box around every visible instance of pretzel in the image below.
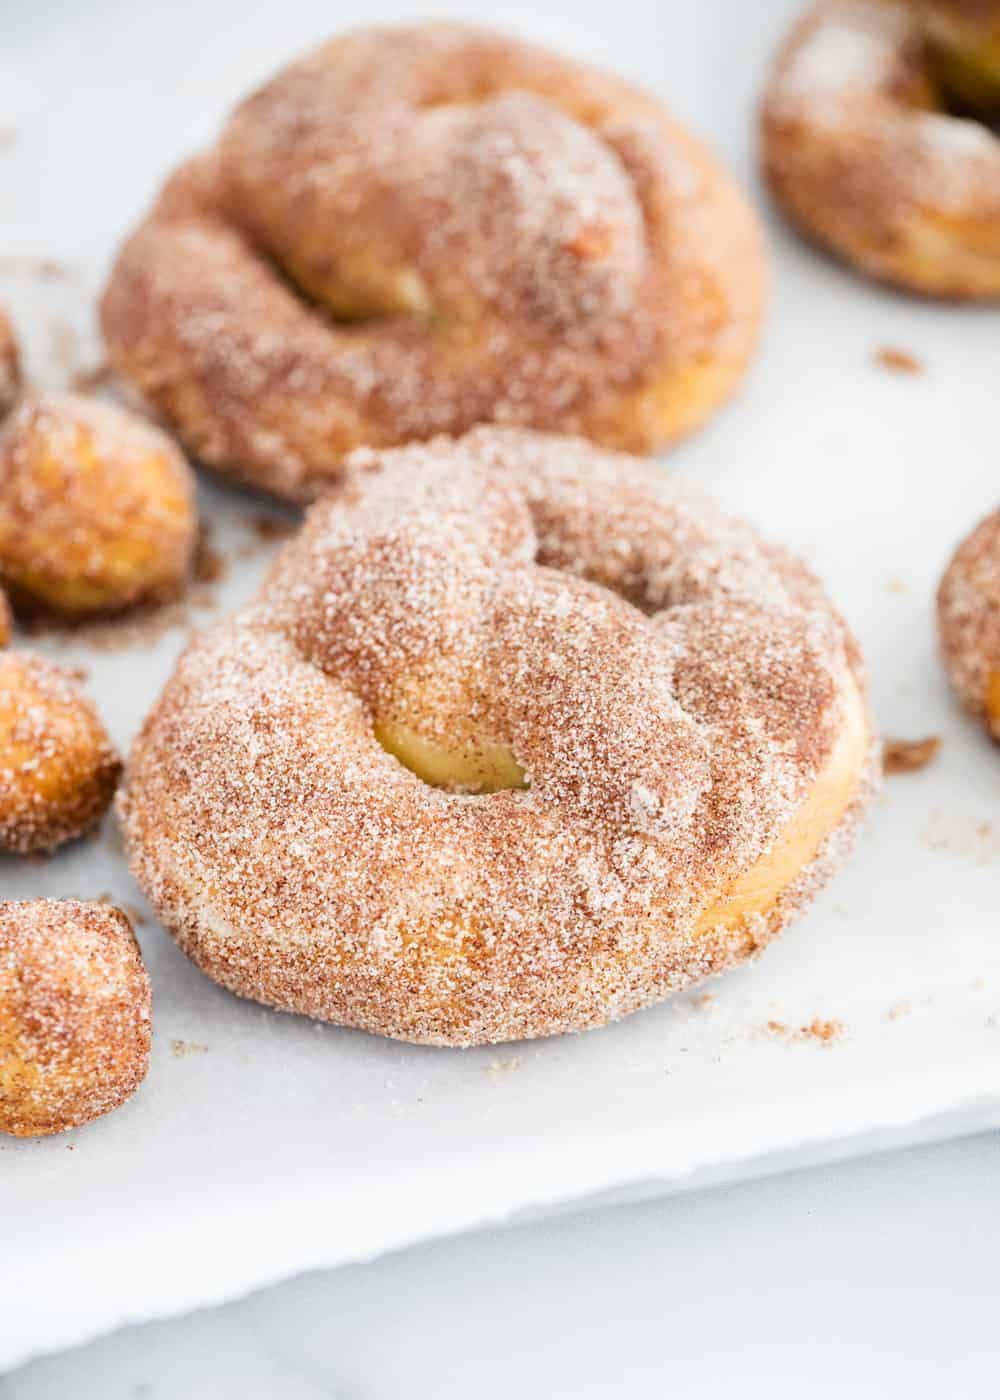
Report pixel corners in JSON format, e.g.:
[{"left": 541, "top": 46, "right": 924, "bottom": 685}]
[
  {"left": 121, "top": 428, "right": 877, "bottom": 1046},
  {"left": 761, "top": 0, "right": 1000, "bottom": 297},
  {"left": 0, "top": 651, "right": 120, "bottom": 853},
  {"left": 101, "top": 24, "right": 765, "bottom": 502},
  {"left": 0, "top": 900, "right": 150, "bottom": 1137},
  {"left": 938, "top": 506, "right": 1000, "bottom": 737}
]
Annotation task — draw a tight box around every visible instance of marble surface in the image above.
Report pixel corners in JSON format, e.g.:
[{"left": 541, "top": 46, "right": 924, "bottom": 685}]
[{"left": 6, "top": 1129, "right": 1000, "bottom": 1397}]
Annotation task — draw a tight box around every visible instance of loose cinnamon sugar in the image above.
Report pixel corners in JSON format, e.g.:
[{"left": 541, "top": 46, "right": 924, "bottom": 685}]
[
  {"left": 0, "top": 255, "right": 76, "bottom": 282},
  {"left": 764, "top": 1016, "right": 845, "bottom": 1044},
  {"left": 883, "top": 735, "right": 941, "bottom": 774},
  {"left": 120, "top": 427, "right": 877, "bottom": 1046},
  {"left": 70, "top": 362, "right": 113, "bottom": 394},
  {"left": 876, "top": 346, "right": 923, "bottom": 374},
  {"left": 486, "top": 1055, "right": 521, "bottom": 1078},
  {"left": 921, "top": 809, "right": 1000, "bottom": 864},
  {"left": 192, "top": 524, "right": 226, "bottom": 584},
  {"left": 252, "top": 515, "right": 297, "bottom": 542}
]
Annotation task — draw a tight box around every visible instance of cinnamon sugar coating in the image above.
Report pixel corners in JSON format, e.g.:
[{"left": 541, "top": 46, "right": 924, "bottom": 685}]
[
  {"left": 0, "top": 308, "right": 20, "bottom": 419},
  {"left": 0, "top": 899, "right": 151, "bottom": 1137},
  {"left": 0, "top": 652, "right": 121, "bottom": 853},
  {"left": 938, "top": 507, "right": 1000, "bottom": 737},
  {"left": 761, "top": 0, "right": 1000, "bottom": 297},
  {"left": 122, "top": 429, "right": 876, "bottom": 1046},
  {"left": 0, "top": 589, "right": 10, "bottom": 648},
  {"left": 101, "top": 23, "right": 765, "bottom": 503},
  {"left": 0, "top": 393, "right": 197, "bottom": 619}
]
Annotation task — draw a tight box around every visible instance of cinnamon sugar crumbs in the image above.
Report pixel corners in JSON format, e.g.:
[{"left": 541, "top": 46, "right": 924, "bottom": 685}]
[
  {"left": 883, "top": 735, "right": 941, "bottom": 774},
  {"left": 0, "top": 255, "right": 76, "bottom": 282},
  {"left": 486, "top": 1055, "right": 521, "bottom": 1078},
  {"left": 876, "top": 346, "right": 923, "bottom": 374},
  {"left": 764, "top": 1017, "right": 845, "bottom": 1044},
  {"left": 193, "top": 524, "right": 226, "bottom": 584},
  {"left": 70, "top": 362, "right": 113, "bottom": 394},
  {"left": 921, "top": 809, "right": 1000, "bottom": 864},
  {"left": 806, "top": 1017, "right": 844, "bottom": 1043},
  {"left": 170, "top": 1039, "right": 208, "bottom": 1058},
  {"left": 886, "top": 998, "right": 911, "bottom": 1021},
  {"left": 253, "top": 515, "right": 297, "bottom": 542}
]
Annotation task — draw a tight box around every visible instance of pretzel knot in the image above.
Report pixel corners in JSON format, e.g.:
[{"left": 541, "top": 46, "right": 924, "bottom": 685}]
[
  {"left": 101, "top": 24, "right": 765, "bottom": 502},
  {"left": 761, "top": 0, "right": 1000, "bottom": 298},
  {"left": 120, "top": 429, "right": 875, "bottom": 1046}
]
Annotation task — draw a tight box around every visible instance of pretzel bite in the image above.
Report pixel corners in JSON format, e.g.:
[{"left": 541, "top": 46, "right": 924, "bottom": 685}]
[
  {"left": 761, "top": 0, "right": 1000, "bottom": 297},
  {"left": 0, "top": 651, "right": 121, "bottom": 853},
  {"left": 938, "top": 507, "right": 1000, "bottom": 737},
  {"left": 0, "top": 899, "right": 151, "bottom": 1137},
  {"left": 0, "top": 393, "right": 197, "bottom": 619}
]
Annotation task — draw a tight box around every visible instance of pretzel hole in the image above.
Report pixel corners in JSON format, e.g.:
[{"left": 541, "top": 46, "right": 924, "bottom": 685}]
[
  {"left": 925, "top": 30, "right": 1000, "bottom": 118},
  {"left": 373, "top": 717, "right": 527, "bottom": 794}
]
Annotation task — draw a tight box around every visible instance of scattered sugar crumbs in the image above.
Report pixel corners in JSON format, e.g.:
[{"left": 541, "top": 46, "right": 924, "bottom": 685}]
[
  {"left": 0, "top": 254, "right": 77, "bottom": 281},
  {"left": 875, "top": 346, "right": 923, "bottom": 374},
  {"left": 253, "top": 514, "right": 297, "bottom": 542},
  {"left": 193, "top": 522, "right": 226, "bottom": 584},
  {"left": 71, "top": 362, "right": 113, "bottom": 394},
  {"left": 885, "top": 998, "right": 912, "bottom": 1022},
  {"left": 883, "top": 735, "right": 941, "bottom": 776},
  {"left": 762, "top": 1017, "right": 845, "bottom": 1046},
  {"left": 885, "top": 574, "right": 908, "bottom": 596},
  {"left": 171, "top": 1039, "right": 209, "bottom": 1058},
  {"left": 921, "top": 809, "right": 1000, "bottom": 865},
  {"left": 486, "top": 1055, "right": 521, "bottom": 1079}
]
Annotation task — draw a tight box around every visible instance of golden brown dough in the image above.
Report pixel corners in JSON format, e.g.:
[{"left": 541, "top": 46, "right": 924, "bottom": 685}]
[
  {"left": 121, "top": 428, "right": 877, "bottom": 1047},
  {"left": 102, "top": 23, "right": 766, "bottom": 502},
  {"left": 761, "top": 0, "right": 1000, "bottom": 297},
  {"left": 0, "top": 393, "right": 197, "bottom": 619},
  {"left": 0, "top": 900, "right": 151, "bottom": 1137},
  {"left": 0, "top": 651, "right": 121, "bottom": 853}
]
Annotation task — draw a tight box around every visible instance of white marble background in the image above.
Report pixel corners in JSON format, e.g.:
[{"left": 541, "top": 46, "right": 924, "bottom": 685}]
[{"left": 7, "top": 1130, "right": 1000, "bottom": 1397}]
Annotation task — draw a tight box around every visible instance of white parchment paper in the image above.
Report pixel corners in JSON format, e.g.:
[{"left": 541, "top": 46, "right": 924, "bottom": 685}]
[{"left": 2, "top": 0, "right": 999, "bottom": 1371}]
